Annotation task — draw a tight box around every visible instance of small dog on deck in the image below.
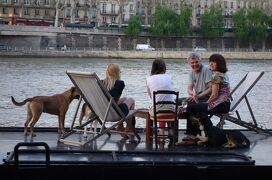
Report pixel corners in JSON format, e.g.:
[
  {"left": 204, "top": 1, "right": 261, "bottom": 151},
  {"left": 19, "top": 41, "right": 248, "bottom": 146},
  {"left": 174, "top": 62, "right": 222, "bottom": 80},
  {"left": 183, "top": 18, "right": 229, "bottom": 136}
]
[
  {"left": 11, "top": 87, "right": 80, "bottom": 137},
  {"left": 176, "top": 113, "right": 250, "bottom": 148}
]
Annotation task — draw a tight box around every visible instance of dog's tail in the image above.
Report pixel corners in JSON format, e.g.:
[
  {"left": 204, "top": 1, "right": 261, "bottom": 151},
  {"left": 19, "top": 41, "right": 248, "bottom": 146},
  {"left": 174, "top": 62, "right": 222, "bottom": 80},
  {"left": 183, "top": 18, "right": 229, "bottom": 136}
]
[{"left": 11, "top": 96, "right": 33, "bottom": 106}]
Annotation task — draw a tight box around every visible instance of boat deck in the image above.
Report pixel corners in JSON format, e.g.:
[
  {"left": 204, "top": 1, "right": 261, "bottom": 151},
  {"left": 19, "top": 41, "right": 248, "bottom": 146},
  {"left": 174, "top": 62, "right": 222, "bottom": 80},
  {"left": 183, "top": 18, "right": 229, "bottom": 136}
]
[{"left": 0, "top": 127, "right": 272, "bottom": 179}]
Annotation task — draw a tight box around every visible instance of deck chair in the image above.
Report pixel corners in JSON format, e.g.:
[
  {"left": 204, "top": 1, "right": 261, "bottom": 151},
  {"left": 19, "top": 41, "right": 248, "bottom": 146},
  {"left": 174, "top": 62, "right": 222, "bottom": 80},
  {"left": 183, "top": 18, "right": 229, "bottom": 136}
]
[
  {"left": 59, "top": 71, "right": 143, "bottom": 146},
  {"left": 215, "top": 71, "right": 272, "bottom": 135}
]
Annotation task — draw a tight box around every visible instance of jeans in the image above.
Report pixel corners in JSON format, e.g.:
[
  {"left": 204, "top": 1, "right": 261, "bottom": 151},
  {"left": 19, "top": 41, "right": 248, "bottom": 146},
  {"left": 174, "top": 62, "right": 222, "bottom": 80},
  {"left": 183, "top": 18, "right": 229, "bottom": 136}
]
[
  {"left": 178, "top": 97, "right": 209, "bottom": 136},
  {"left": 185, "top": 100, "right": 230, "bottom": 136}
]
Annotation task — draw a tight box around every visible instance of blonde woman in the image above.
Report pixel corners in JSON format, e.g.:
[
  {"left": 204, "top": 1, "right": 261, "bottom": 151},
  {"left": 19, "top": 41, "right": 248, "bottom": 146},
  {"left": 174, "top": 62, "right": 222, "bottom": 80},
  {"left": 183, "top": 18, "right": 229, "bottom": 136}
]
[{"left": 103, "top": 64, "right": 135, "bottom": 138}]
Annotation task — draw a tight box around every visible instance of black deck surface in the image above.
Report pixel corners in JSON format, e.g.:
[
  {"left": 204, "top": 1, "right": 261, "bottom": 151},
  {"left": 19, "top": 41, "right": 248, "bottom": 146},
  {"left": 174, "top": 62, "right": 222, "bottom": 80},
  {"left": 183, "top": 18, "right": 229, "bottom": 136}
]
[{"left": 0, "top": 127, "right": 272, "bottom": 179}]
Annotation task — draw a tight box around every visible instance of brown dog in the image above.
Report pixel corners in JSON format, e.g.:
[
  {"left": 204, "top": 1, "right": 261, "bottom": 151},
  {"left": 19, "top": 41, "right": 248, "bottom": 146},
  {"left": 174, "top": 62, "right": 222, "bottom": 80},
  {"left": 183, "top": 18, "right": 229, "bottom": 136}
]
[{"left": 11, "top": 87, "right": 80, "bottom": 136}]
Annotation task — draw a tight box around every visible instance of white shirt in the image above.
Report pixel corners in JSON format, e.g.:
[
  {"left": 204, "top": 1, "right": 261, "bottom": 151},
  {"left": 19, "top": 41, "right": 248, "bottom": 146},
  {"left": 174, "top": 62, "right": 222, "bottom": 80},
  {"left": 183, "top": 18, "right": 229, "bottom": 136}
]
[{"left": 146, "top": 74, "right": 174, "bottom": 102}]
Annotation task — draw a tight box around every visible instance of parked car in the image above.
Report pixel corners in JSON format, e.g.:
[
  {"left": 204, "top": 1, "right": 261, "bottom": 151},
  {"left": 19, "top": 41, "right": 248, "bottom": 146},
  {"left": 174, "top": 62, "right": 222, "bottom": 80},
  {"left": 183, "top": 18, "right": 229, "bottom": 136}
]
[
  {"left": 136, "top": 44, "right": 155, "bottom": 51},
  {"left": 193, "top": 46, "right": 207, "bottom": 52},
  {"left": 0, "top": 45, "right": 11, "bottom": 51}
]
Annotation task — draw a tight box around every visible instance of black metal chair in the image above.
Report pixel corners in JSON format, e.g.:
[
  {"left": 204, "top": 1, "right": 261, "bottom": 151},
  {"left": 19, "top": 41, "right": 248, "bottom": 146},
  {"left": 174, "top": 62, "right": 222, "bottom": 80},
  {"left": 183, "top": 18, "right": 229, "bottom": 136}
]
[{"left": 150, "top": 90, "right": 179, "bottom": 149}]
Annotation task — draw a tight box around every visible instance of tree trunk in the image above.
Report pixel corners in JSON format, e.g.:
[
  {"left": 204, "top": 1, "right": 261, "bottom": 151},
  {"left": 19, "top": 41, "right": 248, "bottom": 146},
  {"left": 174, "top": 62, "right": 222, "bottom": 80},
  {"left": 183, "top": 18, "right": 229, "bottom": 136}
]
[
  {"left": 207, "top": 39, "right": 211, "bottom": 50},
  {"left": 71, "top": 1, "right": 76, "bottom": 23},
  {"left": 54, "top": 0, "right": 60, "bottom": 27},
  {"left": 262, "top": 40, "right": 266, "bottom": 52},
  {"left": 221, "top": 38, "right": 225, "bottom": 52}
]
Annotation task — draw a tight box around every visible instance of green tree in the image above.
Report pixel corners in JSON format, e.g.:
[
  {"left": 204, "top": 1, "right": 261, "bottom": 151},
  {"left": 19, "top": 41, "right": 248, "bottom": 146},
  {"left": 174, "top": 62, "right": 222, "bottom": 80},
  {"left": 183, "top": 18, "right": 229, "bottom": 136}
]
[
  {"left": 232, "top": 8, "right": 248, "bottom": 43},
  {"left": 247, "top": 8, "right": 268, "bottom": 43},
  {"left": 176, "top": 7, "right": 192, "bottom": 36},
  {"left": 233, "top": 8, "right": 268, "bottom": 47},
  {"left": 200, "top": 6, "right": 224, "bottom": 38},
  {"left": 124, "top": 16, "right": 141, "bottom": 38},
  {"left": 151, "top": 5, "right": 178, "bottom": 36},
  {"left": 267, "top": 15, "right": 272, "bottom": 41}
]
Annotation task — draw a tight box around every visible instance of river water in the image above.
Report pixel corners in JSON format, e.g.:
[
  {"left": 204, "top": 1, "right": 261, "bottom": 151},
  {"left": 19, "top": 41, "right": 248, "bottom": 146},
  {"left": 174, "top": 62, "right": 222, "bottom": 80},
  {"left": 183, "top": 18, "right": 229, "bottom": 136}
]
[{"left": 1, "top": 57, "right": 272, "bottom": 129}]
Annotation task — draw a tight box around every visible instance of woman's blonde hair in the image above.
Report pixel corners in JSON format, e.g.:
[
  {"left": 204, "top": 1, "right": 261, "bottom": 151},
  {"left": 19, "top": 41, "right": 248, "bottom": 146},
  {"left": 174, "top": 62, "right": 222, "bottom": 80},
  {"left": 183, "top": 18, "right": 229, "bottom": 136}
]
[{"left": 103, "top": 64, "right": 121, "bottom": 90}]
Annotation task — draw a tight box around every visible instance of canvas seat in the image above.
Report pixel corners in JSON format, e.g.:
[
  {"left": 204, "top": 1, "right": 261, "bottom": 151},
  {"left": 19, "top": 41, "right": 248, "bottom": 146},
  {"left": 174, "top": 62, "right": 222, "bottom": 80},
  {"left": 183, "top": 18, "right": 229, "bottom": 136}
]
[
  {"left": 59, "top": 71, "right": 146, "bottom": 146},
  {"left": 214, "top": 71, "right": 272, "bottom": 135}
]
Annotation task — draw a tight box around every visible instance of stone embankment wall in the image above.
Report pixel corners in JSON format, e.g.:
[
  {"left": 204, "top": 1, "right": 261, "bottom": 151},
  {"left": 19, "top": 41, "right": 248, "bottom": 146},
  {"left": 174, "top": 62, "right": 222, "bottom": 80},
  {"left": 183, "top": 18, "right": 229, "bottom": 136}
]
[
  {"left": 2, "top": 50, "right": 272, "bottom": 60},
  {"left": 1, "top": 25, "right": 272, "bottom": 59}
]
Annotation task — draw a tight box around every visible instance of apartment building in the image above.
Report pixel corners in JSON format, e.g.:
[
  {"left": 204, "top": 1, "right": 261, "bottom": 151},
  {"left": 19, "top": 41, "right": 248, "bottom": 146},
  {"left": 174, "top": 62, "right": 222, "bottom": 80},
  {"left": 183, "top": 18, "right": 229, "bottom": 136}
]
[
  {"left": 0, "top": 0, "right": 271, "bottom": 27},
  {"left": 96, "top": 0, "right": 136, "bottom": 27},
  {"left": 0, "top": 0, "right": 55, "bottom": 25}
]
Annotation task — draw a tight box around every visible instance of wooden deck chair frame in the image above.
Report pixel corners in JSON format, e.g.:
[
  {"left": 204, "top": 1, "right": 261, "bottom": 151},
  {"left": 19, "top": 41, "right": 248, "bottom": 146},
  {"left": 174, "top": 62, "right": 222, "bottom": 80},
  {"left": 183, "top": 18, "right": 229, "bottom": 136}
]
[
  {"left": 59, "top": 71, "right": 141, "bottom": 146},
  {"left": 215, "top": 71, "right": 272, "bottom": 135}
]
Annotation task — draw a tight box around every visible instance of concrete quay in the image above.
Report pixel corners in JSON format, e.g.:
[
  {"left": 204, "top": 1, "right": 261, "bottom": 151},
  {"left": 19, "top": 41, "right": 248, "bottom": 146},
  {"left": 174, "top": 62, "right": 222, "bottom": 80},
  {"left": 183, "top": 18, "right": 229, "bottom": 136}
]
[{"left": 1, "top": 50, "right": 272, "bottom": 60}]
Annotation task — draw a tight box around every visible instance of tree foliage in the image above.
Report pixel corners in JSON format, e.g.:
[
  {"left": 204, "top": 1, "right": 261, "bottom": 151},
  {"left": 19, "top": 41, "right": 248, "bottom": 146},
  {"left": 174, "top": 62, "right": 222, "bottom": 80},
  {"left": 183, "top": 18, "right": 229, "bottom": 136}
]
[
  {"left": 124, "top": 16, "right": 141, "bottom": 38},
  {"left": 200, "top": 6, "right": 224, "bottom": 38},
  {"left": 232, "top": 8, "right": 248, "bottom": 43},
  {"left": 177, "top": 7, "right": 192, "bottom": 36},
  {"left": 151, "top": 5, "right": 177, "bottom": 36},
  {"left": 151, "top": 5, "right": 192, "bottom": 36},
  {"left": 247, "top": 8, "right": 268, "bottom": 43},
  {"left": 233, "top": 8, "right": 268, "bottom": 44}
]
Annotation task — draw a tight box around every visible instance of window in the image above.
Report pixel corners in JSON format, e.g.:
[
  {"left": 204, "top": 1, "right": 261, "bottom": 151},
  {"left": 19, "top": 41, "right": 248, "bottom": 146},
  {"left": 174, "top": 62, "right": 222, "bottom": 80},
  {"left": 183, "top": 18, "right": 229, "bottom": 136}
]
[
  {"left": 102, "top": 3, "right": 106, "bottom": 13},
  {"left": 14, "top": 8, "right": 19, "bottom": 15},
  {"left": 24, "top": 8, "right": 30, "bottom": 15},
  {"left": 75, "top": 10, "right": 79, "bottom": 18},
  {"left": 121, "top": 14, "right": 124, "bottom": 22},
  {"left": 24, "top": 0, "right": 30, "bottom": 5},
  {"left": 34, "top": 0, "right": 40, "bottom": 6},
  {"left": 35, "top": 8, "right": 39, "bottom": 15},
  {"left": 197, "top": 9, "right": 201, "bottom": 15},
  {"left": 67, "top": 0, "right": 71, "bottom": 6},
  {"left": 66, "top": 9, "right": 71, "bottom": 17},
  {"left": 111, "top": 4, "right": 115, "bottom": 14},
  {"left": 240, "top": 1, "right": 244, "bottom": 8},
  {"left": 44, "top": 0, "right": 49, "bottom": 6},
  {"left": 129, "top": 4, "right": 133, "bottom": 12},
  {"left": 103, "top": 16, "right": 106, "bottom": 23},
  {"left": 84, "top": 10, "right": 88, "bottom": 18},
  {"left": 111, "top": 16, "right": 115, "bottom": 23},
  {"left": 3, "top": 7, "right": 8, "bottom": 14},
  {"left": 14, "top": 0, "right": 19, "bottom": 4},
  {"left": 45, "top": 9, "right": 49, "bottom": 16}
]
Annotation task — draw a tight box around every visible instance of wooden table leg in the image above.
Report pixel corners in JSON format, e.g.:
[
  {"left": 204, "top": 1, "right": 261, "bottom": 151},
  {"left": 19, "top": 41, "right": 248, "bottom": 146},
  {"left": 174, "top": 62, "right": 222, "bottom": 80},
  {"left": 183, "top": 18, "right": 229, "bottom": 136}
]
[
  {"left": 145, "top": 114, "right": 152, "bottom": 143},
  {"left": 134, "top": 109, "right": 152, "bottom": 144}
]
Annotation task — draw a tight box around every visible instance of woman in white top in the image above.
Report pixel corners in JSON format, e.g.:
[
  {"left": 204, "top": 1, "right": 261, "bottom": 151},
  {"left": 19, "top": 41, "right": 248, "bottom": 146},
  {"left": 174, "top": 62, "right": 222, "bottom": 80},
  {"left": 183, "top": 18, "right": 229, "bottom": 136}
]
[{"left": 146, "top": 58, "right": 175, "bottom": 135}]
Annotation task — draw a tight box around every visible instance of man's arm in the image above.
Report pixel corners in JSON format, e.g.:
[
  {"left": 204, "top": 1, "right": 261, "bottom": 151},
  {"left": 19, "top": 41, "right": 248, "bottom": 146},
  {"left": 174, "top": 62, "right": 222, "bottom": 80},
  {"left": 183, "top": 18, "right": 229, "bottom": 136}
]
[
  {"left": 188, "top": 83, "right": 199, "bottom": 102},
  {"left": 187, "top": 83, "right": 195, "bottom": 97}
]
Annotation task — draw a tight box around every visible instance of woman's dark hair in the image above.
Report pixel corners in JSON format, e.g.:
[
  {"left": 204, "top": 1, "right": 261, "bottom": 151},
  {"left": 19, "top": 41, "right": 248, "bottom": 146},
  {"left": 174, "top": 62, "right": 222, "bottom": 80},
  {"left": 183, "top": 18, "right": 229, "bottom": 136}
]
[
  {"left": 151, "top": 58, "right": 166, "bottom": 75},
  {"left": 209, "top": 54, "right": 228, "bottom": 73}
]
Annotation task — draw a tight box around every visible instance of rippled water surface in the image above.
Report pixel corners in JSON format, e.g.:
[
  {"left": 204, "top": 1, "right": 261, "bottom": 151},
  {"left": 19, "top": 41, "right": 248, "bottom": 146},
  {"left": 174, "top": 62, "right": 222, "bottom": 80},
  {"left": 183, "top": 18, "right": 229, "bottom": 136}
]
[{"left": 1, "top": 57, "right": 272, "bottom": 129}]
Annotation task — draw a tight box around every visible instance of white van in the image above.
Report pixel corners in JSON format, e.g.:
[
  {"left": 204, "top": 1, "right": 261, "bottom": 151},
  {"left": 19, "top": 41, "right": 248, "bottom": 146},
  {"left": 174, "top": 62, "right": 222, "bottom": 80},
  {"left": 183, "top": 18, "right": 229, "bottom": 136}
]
[
  {"left": 136, "top": 44, "right": 155, "bottom": 51},
  {"left": 193, "top": 46, "right": 206, "bottom": 52}
]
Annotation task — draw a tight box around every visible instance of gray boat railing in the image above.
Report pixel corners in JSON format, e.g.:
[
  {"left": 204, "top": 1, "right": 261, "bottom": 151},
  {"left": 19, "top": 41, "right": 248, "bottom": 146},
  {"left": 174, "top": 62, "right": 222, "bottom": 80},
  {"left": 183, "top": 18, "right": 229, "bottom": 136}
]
[{"left": 4, "top": 142, "right": 255, "bottom": 167}]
